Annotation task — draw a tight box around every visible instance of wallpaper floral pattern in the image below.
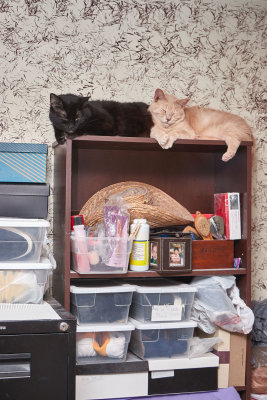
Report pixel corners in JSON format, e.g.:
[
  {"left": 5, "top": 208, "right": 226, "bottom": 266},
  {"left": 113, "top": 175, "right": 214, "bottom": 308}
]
[{"left": 0, "top": 0, "right": 266, "bottom": 300}]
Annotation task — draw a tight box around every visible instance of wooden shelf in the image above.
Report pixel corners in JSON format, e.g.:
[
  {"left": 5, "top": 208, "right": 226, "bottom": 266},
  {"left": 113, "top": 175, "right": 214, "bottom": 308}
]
[
  {"left": 53, "top": 135, "right": 252, "bottom": 400},
  {"left": 53, "top": 135, "right": 253, "bottom": 152},
  {"left": 70, "top": 268, "right": 247, "bottom": 279}
]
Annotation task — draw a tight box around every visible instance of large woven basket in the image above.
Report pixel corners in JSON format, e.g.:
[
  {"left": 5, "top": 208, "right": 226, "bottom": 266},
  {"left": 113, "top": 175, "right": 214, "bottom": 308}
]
[{"left": 80, "top": 181, "right": 194, "bottom": 228}]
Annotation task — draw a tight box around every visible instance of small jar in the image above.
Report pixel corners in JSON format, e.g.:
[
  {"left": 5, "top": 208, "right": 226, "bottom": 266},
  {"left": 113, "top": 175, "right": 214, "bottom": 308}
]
[{"left": 129, "top": 219, "right": 150, "bottom": 271}]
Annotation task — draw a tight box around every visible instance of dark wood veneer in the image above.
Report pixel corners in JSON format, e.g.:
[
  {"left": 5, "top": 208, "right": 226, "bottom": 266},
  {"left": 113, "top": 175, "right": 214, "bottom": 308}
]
[{"left": 53, "top": 135, "right": 252, "bottom": 400}]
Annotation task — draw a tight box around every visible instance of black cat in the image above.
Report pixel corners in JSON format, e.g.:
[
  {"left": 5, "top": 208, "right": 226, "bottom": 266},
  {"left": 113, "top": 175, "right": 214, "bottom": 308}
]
[{"left": 49, "top": 93, "right": 154, "bottom": 144}]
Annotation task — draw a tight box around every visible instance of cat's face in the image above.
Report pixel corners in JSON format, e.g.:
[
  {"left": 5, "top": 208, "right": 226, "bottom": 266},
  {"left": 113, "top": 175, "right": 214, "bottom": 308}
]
[
  {"left": 49, "top": 93, "right": 90, "bottom": 139},
  {"left": 148, "top": 89, "right": 190, "bottom": 127}
]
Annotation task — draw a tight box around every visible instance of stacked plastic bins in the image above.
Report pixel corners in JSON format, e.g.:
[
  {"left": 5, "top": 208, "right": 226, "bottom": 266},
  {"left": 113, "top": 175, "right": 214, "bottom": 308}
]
[
  {"left": 128, "top": 279, "right": 197, "bottom": 360},
  {"left": 0, "top": 218, "right": 52, "bottom": 305},
  {"left": 71, "top": 280, "right": 135, "bottom": 364},
  {"left": 0, "top": 142, "right": 52, "bottom": 307}
]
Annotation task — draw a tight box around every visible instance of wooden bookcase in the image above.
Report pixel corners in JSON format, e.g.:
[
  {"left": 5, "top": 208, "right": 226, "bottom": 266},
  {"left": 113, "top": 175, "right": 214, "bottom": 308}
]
[{"left": 53, "top": 135, "right": 252, "bottom": 400}]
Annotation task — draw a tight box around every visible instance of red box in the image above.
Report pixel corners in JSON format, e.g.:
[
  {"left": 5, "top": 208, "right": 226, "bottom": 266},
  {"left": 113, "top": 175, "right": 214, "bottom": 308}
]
[{"left": 214, "top": 193, "right": 241, "bottom": 240}]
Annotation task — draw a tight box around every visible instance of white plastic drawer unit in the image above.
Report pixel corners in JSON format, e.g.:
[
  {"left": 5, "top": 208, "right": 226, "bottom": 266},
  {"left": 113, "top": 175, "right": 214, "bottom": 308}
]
[
  {"left": 0, "top": 218, "right": 49, "bottom": 262},
  {"left": 70, "top": 281, "right": 135, "bottom": 325},
  {"left": 129, "top": 319, "right": 197, "bottom": 359},
  {"left": 0, "top": 258, "right": 52, "bottom": 304},
  {"left": 76, "top": 322, "right": 134, "bottom": 364},
  {"left": 129, "top": 279, "right": 197, "bottom": 322}
]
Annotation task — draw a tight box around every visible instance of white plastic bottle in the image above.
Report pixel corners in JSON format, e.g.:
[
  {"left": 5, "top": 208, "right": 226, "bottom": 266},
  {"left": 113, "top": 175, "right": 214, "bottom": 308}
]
[{"left": 129, "top": 219, "right": 150, "bottom": 271}]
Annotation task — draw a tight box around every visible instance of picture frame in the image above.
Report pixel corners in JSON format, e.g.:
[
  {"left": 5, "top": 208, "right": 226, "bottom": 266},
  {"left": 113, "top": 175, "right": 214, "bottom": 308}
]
[{"left": 149, "top": 236, "right": 192, "bottom": 274}]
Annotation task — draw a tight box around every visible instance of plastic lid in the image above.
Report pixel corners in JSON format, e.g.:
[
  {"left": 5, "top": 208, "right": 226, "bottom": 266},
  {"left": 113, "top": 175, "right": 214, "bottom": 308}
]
[
  {"left": 129, "top": 317, "right": 197, "bottom": 330},
  {"left": 70, "top": 282, "right": 135, "bottom": 294},
  {"left": 0, "top": 257, "right": 52, "bottom": 270},
  {"left": 76, "top": 322, "right": 135, "bottom": 333},
  {"left": 0, "top": 218, "right": 49, "bottom": 228},
  {"left": 71, "top": 215, "right": 84, "bottom": 230},
  {"left": 129, "top": 279, "right": 197, "bottom": 293}
]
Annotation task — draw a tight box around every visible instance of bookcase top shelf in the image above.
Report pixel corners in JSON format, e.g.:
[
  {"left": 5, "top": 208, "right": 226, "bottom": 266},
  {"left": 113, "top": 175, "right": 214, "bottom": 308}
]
[{"left": 53, "top": 136, "right": 253, "bottom": 152}]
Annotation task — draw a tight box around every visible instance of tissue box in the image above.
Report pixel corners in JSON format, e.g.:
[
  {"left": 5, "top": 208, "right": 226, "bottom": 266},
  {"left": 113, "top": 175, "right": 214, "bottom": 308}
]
[{"left": 0, "top": 142, "right": 47, "bottom": 183}]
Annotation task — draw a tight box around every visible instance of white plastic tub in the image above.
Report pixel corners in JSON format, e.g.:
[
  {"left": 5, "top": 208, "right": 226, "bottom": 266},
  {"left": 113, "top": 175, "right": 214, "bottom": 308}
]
[
  {"left": 0, "top": 218, "right": 49, "bottom": 262},
  {"left": 129, "top": 318, "right": 197, "bottom": 359},
  {"left": 76, "top": 322, "right": 134, "bottom": 364},
  {"left": 70, "top": 281, "right": 135, "bottom": 325},
  {"left": 0, "top": 257, "right": 52, "bottom": 304},
  {"left": 71, "top": 236, "right": 132, "bottom": 274},
  {"left": 129, "top": 279, "right": 197, "bottom": 322}
]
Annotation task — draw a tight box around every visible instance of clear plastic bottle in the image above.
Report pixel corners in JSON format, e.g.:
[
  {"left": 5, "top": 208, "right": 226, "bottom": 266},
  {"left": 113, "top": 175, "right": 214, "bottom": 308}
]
[{"left": 129, "top": 219, "right": 150, "bottom": 271}]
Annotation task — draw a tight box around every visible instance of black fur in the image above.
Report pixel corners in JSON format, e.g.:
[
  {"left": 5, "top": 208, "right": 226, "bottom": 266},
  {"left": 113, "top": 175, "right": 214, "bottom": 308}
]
[{"left": 49, "top": 93, "right": 154, "bottom": 144}]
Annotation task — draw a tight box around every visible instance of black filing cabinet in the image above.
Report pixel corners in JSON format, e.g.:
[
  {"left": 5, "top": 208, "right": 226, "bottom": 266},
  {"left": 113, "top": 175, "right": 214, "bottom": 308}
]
[{"left": 0, "top": 298, "right": 76, "bottom": 400}]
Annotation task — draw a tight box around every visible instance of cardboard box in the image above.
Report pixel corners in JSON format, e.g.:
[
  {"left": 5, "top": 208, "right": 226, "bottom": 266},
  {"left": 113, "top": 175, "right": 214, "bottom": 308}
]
[
  {"left": 0, "top": 142, "right": 47, "bottom": 183},
  {"left": 214, "top": 193, "right": 241, "bottom": 240},
  {"left": 198, "top": 328, "right": 247, "bottom": 388}
]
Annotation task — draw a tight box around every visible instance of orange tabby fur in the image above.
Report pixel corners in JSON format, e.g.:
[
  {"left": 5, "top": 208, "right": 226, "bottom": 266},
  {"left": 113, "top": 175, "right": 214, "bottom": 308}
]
[{"left": 148, "top": 88, "right": 253, "bottom": 161}]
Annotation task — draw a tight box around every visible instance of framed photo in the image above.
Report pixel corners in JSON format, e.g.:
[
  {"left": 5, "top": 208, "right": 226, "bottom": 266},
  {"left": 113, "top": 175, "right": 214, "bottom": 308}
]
[
  {"left": 150, "top": 241, "right": 159, "bottom": 267},
  {"left": 169, "top": 242, "right": 185, "bottom": 267},
  {"left": 149, "top": 236, "right": 192, "bottom": 274}
]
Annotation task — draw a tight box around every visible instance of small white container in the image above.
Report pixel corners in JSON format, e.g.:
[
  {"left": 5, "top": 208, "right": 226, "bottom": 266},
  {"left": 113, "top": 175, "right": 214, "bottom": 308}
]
[
  {"left": 129, "top": 219, "right": 150, "bottom": 271},
  {"left": 0, "top": 218, "right": 49, "bottom": 263},
  {"left": 129, "top": 279, "right": 197, "bottom": 322},
  {"left": 129, "top": 318, "right": 197, "bottom": 359},
  {"left": 0, "top": 257, "right": 52, "bottom": 304},
  {"left": 70, "top": 281, "right": 135, "bottom": 325},
  {"left": 76, "top": 322, "right": 134, "bottom": 364}
]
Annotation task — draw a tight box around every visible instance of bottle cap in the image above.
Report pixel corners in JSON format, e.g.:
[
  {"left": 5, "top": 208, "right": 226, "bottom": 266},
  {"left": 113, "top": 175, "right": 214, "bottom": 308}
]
[
  {"left": 133, "top": 219, "right": 147, "bottom": 224},
  {"left": 71, "top": 215, "right": 84, "bottom": 230}
]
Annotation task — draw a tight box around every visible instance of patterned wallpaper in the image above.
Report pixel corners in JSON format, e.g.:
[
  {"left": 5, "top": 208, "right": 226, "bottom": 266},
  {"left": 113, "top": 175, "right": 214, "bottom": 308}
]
[{"left": 0, "top": 0, "right": 266, "bottom": 300}]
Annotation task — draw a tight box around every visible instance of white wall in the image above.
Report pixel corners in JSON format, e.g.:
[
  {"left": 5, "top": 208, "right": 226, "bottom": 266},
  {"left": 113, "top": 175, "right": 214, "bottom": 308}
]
[{"left": 0, "top": 0, "right": 266, "bottom": 299}]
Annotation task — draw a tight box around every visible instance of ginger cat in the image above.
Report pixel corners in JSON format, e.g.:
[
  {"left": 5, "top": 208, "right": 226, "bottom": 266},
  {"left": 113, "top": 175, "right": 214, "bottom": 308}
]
[{"left": 148, "top": 88, "right": 253, "bottom": 161}]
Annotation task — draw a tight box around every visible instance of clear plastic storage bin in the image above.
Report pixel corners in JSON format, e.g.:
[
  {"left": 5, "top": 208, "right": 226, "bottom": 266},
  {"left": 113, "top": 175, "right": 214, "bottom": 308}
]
[
  {"left": 129, "top": 279, "right": 197, "bottom": 322},
  {"left": 70, "top": 281, "right": 135, "bottom": 325},
  {"left": 0, "top": 218, "right": 49, "bottom": 262},
  {"left": 129, "top": 318, "right": 197, "bottom": 359},
  {"left": 71, "top": 236, "right": 132, "bottom": 274},
  {"left": 76, "top": 322, "right": 134, "bottom": 364},
  {"left": 0, "top": 258, "right": 52, "bottom": 304}
]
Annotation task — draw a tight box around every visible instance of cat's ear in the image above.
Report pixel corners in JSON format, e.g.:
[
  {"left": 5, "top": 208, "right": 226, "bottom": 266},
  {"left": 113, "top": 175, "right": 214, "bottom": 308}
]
[
  {"left": 177, "top": 98, "right": 190, "bottom": 108},
  {"left": 154, "top": 89, "right": 166, "bottom": 102},
  {"left": 50, "top": 93, "right": 63, "bottom": 109}
]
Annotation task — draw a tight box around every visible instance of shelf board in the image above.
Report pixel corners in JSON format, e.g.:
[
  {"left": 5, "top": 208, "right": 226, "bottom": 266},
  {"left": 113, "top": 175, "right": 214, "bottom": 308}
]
[
  {"left": 70, "top": 268, "right": 247, "bottom": 279},
  {"left": 53, "top": 136, "right": 252, "bottom": 152}
]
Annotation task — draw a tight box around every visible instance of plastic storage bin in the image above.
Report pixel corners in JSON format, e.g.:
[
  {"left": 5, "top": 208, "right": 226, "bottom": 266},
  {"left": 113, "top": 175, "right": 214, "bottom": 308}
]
[
  {"left": 70, "top": 281, "right": 135, "bottom": 325},
  {"left": 0, "top": 257, "right": 52, "bottom": 304},
  {"left": 129, "top": 279, "right": 197, "bottom": 322},
  {"left": 76, "top": 322, "right": 134, "bottom": 364},
  {"left": 129, "top": 318, "right": 197, "bottom": 359},
  {"left": 0, "top": 218, "right": 49, "bottom": 262},
  {"left": 71, "top": 236, "right": 132, "bottom": 274}
]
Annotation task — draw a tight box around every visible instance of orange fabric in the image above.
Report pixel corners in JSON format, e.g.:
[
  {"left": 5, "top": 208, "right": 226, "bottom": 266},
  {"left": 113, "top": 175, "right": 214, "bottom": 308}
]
[{"left": 93, "top": 332, "right": 110, "bottom": 356}]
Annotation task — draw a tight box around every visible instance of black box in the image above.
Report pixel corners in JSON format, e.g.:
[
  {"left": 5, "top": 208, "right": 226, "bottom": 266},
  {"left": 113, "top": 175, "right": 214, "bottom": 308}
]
[
  {"left": 150, "top": 236, "right": 192, "bottom": 274},
  {"left": 0, "top": 183, "right": 49, "bottom": 218}
]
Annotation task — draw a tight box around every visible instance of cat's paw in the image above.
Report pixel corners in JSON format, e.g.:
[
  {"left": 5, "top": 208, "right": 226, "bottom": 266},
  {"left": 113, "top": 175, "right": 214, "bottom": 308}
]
[
  {"left": 157, "top": 134, "right": 169, "bottom": 147},
  {"left": 57, "top": 137, "right": 66, "bottom": 145},
  {"left": 222, "top": 151, "right": 234, "bottom": 162},
  {"left": 162, "top": 138, "right": 175, "bottom": 149}
]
